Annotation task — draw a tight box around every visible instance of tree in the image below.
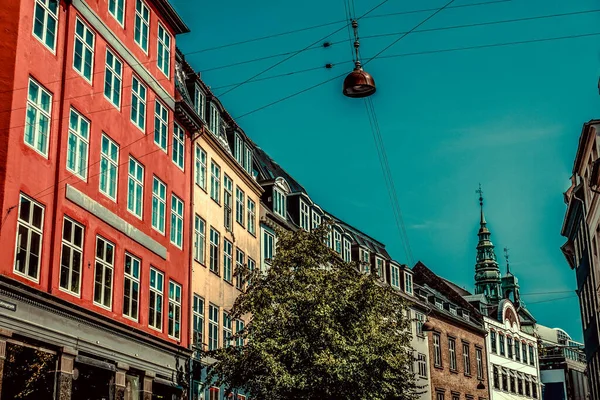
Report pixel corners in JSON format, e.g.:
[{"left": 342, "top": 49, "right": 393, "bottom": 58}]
[{"left": 205, "top": 224, "right": 420, "bottom": 400}]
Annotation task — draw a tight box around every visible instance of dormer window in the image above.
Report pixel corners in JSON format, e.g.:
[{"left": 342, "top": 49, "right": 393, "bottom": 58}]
[
  {"left": 312, "top": 210, "right": 321, "bottom": 230},
  {"left": 404, "top": 272, "right": 413, "bottom": 295},
  {"left": 360, "top": 249, "right": 370, "bottom": 273},
  {"left": 194, "top": 85, "right": 205, "bottom": 120},
  {"left": 450, "top": 305, "right": 457, "bottom": 316},
  {"left": 390, "top": 264, "right": 400, "bottom": 289},
  {"left": 244, "top": 145, "right": 253, "bottom": 175},
  {"left": 375, "top": 257, "right": 384, "bottom": 278},
  {"left": 273, "top": 179, "right": 289, "bottom": 219},
  {"left": 435, "top": 299, "right": 443, "bottom": 310},
  {"left": 299, "top": 200, "right": 310, "bottom": 231},
  {"left": 462, "top": 310, "right": 470, "bottom": 321},
  {"left": 234, "top": 133, "right": 244, "bottom": 165},
  {"left": 343, "top": 238, "right": 351, "bottom": 262},
  {"left": 333, "top": 230, "right": 342, "bottom": 254},
  {"left": 209, "top": 104, "right": 220, "bottom": 135}
]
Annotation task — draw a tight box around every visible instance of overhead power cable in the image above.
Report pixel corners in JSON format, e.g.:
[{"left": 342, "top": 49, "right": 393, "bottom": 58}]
[
  {"left": 189, "top": 0, "right": 511, "bottom": 54},
  {"left": 199, "top": 8, "right": 600, "bottom": 73}
]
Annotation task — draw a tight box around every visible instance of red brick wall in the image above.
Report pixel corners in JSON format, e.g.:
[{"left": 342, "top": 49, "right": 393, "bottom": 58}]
[{"left": 427, "top": 314, "right": 490, "bottom": 400}]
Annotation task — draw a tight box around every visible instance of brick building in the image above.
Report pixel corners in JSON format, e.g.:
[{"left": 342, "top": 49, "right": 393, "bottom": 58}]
[
  {"left": 413, "top": 262, "right": 490, "bottom": 400},
  {"left": 0, "top": 0, "right": 192, "bottom": 398}
]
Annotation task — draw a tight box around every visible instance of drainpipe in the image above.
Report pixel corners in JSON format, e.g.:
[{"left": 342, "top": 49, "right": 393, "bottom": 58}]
[{"left": 48, "top": 0, "right": 72, "bottom": 294}]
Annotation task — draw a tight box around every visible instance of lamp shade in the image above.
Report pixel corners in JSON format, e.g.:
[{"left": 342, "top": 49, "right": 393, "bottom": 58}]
[
  {"left": 342, "top": 63, "right": 376, "bottom": 98},
  {"left": 422, "top": 320, "right": 435, "bottom": 332}
]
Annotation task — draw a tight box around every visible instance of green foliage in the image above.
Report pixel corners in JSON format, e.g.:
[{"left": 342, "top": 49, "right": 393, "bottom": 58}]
[{"left": 205, "top": 223, "right": 420, "bottom": 400}]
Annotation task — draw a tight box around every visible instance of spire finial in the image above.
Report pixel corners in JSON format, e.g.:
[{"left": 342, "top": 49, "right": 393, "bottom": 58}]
[
  {"left": 504, "top": 247, "right": 510, "bottom": 275},
  {"left": 476, "top": 184, "right": 486, "bottom": 225}
]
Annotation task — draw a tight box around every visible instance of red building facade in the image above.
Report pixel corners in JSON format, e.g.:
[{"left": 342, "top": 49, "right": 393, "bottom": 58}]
[{"left": 0, "top": 0, "right": 191, "bottom": 398}]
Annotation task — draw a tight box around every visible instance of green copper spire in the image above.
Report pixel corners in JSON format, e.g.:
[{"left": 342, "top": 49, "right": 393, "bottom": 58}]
[{"left": 474, "top": 184, "right": 502, "bottom": 301}]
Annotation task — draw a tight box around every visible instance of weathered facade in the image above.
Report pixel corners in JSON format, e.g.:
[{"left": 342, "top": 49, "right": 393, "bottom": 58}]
[
  {"left": 0, "top": 0, "right": 192, "bottom": 397},
  {"left": 561, "top": 119, "right": 600, "bottom": 400}
]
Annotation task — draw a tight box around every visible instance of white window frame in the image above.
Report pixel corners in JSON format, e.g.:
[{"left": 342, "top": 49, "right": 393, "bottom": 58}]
[
  {"left": 14, "top": 194, "right": 45, "bottom": 282},
  {"left": 210, "top": 161, "right": 221, "bottom": 203},
  {"left": 130, "top": 75, "right": 146, "bottom": 131},
  {"left": 194, "top": 85, "right": 205, "bottom": 120},
  {"left": 333, "top": 230, "right": 342, "bottom": 254},
  {"left": 375, "top": 257, "right": 384, "bottom": 278},
  {"left": 244, "top": 145, "right": 252, "bottom": 175},
  {"left": 449, "top": 338, "right": 457, "bottom": 371},
  {"left": 157, "top": 23, "right": 171, "bottom": 78},
  {"left": 24, "top": 78, "right": 52, "bottom": 157},
  {"left": 123, "top": 253, "right": 140, "bottom": 321},
  {"left": 194, "top": 215, "right": 206, "bottom": 264},
  {"left": 134, "top": 0, "right": 149, "bottom": 53},
  {"left": 93, "top": 236, "right": 115, "bottom": 310},
  {"left": 416, "top": 312, "right": 425, "bottom": 336},
  {"left": 66, "top": 108, "right": 90, "bottom": 180},
  {"left": 170, "top": 194, "right": 184, "bottom": 248},
  {"left": 152, "top": 177, "right": 167, "bottom": 234},
  {"left": 236, "top": 187, "right": 245, "bottom": 227},
  {"left": 312, "top": 211, "right": 321, "bottom": 230},
  {"left": 463, "top": 343, "right": 471, "bottom": 375},
  {"left": 172, "top": 123, "right": 185, "bottom": 170},
  {"left": 59, "top": 217, "right": 84, "bottom": 296},
  {"left": 73, "top": 17, "right": 95, "bottom": 83},
  {"left": 99, "top": 133, "right": 119, "bottom": 201},
  {"left": 343, "top": 238, "right": 351, "bottom": 262},
  {"left": 223, "top": 312, "right": 233, "bottom": 347},
  {"left": 149, "top": 267, "right": 163, "bottom": 331},
  {"left": 299, "top": 201, "right": 310, "bottom": 231},
  {"left": 208, "top": 304, "right": 219, "bottom": 350},
  {"left": 234, "top": 133, "right": 243, "bottom": 165},
  {"left": 247, "top": 198, "right": 256, "bottom": 235},
  {"left": 417, "top": 353, "right": 427, "bottom": 377},
  {"left": 390, "top": 264, "right": 400, "bottom": 289},
  {"left": 273, "top": 187, "right": 286, "bottom": 218},
  {"left": 476, "top": 347, "right": 483, "bottom": 380},
  {"left": 195, "top": 145, "right": 207, "bottom": 190},
  {"left": 192, "top": 294, "right": 204, "bottom": 347},
  {"left": 209, "top": 104, "right": 219, "bottom": 135},
  {"left": 433, "top": 333, "right": 442, "bottom": 367},
  {"left": 404, "top": 272, "right": 413, "bottom": 295},
  {"left": 262, "top": 229, "right": 275, "bottom": 270},
  {"left": 235, "top": 319, "right": 245, "bottom": 347},
  {"left": 154, "top": 99, "right": 168, "bottom": 152},
  {"left": 127, "top": 157, "right": 144, "bottom": 219},
  {"left": 104, "top": 49, "right": 122, "bottom": 109},
  {"left": 235, "top": 249, "right": 244, "bottom": 290},
  {"left": 223, "top": 239, "right": 233, "bottom": 282},
  {"left": 108, "top": 0, "right": 126, "bottom": 26},
  {"left": 32, "top": 0, "right": 59, "bottom": 52},
  {"left": 209, "top": 227, "right": 220, "bottom": 274},
  {"left": 223, "top": 175, "right": 233, "bottom": 231},
  {"left": 168, "top": 280, "right": 181, "bottom": 339}
]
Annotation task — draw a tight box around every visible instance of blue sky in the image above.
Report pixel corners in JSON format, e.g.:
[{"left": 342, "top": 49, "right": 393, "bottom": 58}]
[{"left": 173, "top": 0, "right": 600, "bottom": 341}]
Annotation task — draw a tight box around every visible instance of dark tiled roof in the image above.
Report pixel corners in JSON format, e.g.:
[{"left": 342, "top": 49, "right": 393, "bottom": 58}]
[{"left": 253, "top": 147, "right": 306, "bottom": 193}]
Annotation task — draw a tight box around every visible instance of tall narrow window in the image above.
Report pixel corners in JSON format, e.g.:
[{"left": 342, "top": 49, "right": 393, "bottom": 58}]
[
  {"left": 235, "top": 249, "right": 244, "bottom": 289},
  {"left": 491, "top": 331, "right": 497, "bottom": 354},
  {"left": 210, "top": 162, "right": 221, "bottom": 203},
  {"left": 154, "top": 100, "right": 168, "bottom": 151},
  {"left": 236, "top": 187, "right": 245, "bottom": 226},
  {"left": 170, "top": 194, "right": 184, "bottom": 248},
  {"left": 499, "top": 334, "right": 505, "bottom": 356},
  {"left": 360, "top": 249, "right": 370, "bottom": 273},
  {"left": 134, "top": 0, "right": 149, "bottom": 52},
  {"left": 94, "top": 236, "right": 114, "bottom": 309},
  {"left": 99, "top": 134, "right": 119, "bottom": 200},
  {"left": 67, "top": 108, "right": 90, "bottom": 179},
  {"left": 208, "top": 304, "right": 219, "bottom": 350},
  {"left": 493, "top": 366, "right": 499, "bottom": 389},
  {"left": 32, "top": 0, "right": 59, "bottom": 51},
  {"left": 235, "top": 320, "right": 245, "bottom": 347},
  {"left": 262, "top": 230, "right": 275, "bottom": 269},
  {"left": 194, "top": 215, "right": 206, "bottom": 264},
  {"left": 59, "top": 217, "right": 83, "bottom": 294},
  {"left": 300, "top": 201, "right": 310, "bottom": 230},
  {"left": 244, "top": 145, "right": 253, "bottom": 174},
  {"left": 172, "top": 123, "right": 185, "bottom": 170},
  {"left": 343, "top": 239, "right": 351, "bottom": 262},
  {"left": 127, "top": 157, "right": 144, "bottom": 218},
  {"left": 130, "top": 76, "right": 146, "bottom": 131},
  {"left": 529, "top": 345, "right": 535, "bottom": 366},
  {"left": 449, "top": 338, "right": 457, "bottom": 371},
  {"left": 24, "top": 78, "right": 52, "bottom": 156},
  {"left": 73, "top": 18, "right": 95, "bottom": 82},
  {"left": 149, "top": 268, "right": 163, "bottom": 330},
  {"left": 209, "top": 104, "right": 219, "bottom": 134},
  {"left": 123, "top": 253, "right": 140, "bottom": 320},
  {"left": 507, "top": 337, "right": 513, "bottom": 358},
  {"left": 375, "top": 257, "right": 383, "bottom": 278},
  {"left": 209, "top": 228, "right": 220, "bottom": 274},
  {"left": 476, "top": 348, "right": 483, "bottom": 380},
  {"left": 415, "top": 312, "right": 425, "bottom": 336},
  {"left": 390, "top": 264, "right": 400, "bottom": 289},
  {"left": 193, "top": 295, "right": 204, "bottom": 348},
  {"left": 168, "top": 281, "right": 181, "bottom": 339},
  {"left": 312, "top": 212, "right": 321, "bottom": 230},
  {"left": 108, "top": 0, "right": 125, "bottom": 25},
  {"left": 234, "top": 134, "right": 243, "bottom": 165},
  {"left": 248, "top": 258, "right": 256, "bottom": 285},
  {"left": 157, "top": 23, "right": 171, "bottom": 77},
  {"left": 223, "top": 239, "right": 233, "bottom": 282},
  {"left": 195, "top": 146, "right": 207, "bottom": 190},
  {"left": 194, "top": 85, "right": 205, "bottom": 120},
  {"left": 104, "top": 50, "right": 122, "bottom": 108},
  {"left": 273, "top": 188, "right": 286, "bottom": 218},
  {"left": 152, "top": 177, "right": 166, "bottom": 233},
  {"left": 433, "top": 333, "right": 442, "bottom": 367},
  {"left": 333, "top": 230, "right": 342, "bottom": 254},
  {"left": 405, "top": 272, "right": 413, "bottom": 294},
  {"left": 247, "top": 199, "right": 256, "bottom": 235},
  {"left": 522, "top": 342, "right": 528, "bottom": 364},
  {"left": 223, "top": 312, "right": 232, "bottom": 347},
  {"left": 463, "top": 343, "right": 471, "bottom": 375},
  {"left": 224, "top": 175, "right": 233, "bottom": 231}
]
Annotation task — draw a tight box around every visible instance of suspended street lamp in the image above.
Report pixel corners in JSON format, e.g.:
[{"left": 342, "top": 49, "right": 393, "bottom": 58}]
[{"left": 343, "top": 20, "right": 376, "bottom": 98}]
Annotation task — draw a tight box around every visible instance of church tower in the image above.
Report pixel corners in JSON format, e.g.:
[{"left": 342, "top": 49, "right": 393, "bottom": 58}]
[
  {"left": 501, "top": 247, "right": 522, "bottom": 307},
  {"left": 474, "top": 185, "right": 502, "bottom": 301}
]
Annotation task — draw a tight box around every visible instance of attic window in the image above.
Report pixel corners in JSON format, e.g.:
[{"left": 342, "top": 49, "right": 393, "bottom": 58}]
[
  {"left": 449, "top": 305, "right": 457, "bottom": 316},
  {"left": 462, "top": 310, "right": 470, "bottom": 320},
  {"left": 194, "top": 85, "right": 205, "bottom": 120},
  {"left": 435, "top": 299, "right": 443, "bottom": 310}
]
